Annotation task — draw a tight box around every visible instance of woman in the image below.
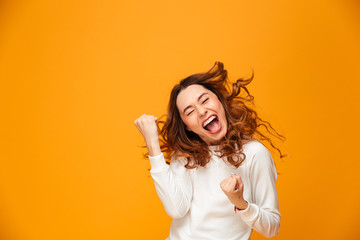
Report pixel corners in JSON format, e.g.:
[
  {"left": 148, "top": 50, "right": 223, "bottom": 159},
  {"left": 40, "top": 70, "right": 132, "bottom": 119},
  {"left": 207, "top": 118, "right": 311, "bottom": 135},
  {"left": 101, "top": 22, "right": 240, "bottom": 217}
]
[{"left": 134, "top": 62, "right": 285, "bottom": 240}]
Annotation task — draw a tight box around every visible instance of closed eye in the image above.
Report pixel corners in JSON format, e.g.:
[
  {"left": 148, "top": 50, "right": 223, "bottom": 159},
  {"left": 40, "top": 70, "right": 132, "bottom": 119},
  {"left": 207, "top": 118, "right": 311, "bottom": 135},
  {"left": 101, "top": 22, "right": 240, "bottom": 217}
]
[
  {"left": 202, "top": 98, "right": 209, "bottom": 104},
  {"left": 187, "top": 110, "right": 194, "bottom": 116}
]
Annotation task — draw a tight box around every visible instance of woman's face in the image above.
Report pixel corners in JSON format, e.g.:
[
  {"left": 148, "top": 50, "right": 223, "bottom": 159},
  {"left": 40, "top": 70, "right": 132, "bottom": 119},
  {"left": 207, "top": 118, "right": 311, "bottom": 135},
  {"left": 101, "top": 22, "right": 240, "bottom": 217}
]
[{"left": 176, "top": 84, "right": 227, "bottom": 145}]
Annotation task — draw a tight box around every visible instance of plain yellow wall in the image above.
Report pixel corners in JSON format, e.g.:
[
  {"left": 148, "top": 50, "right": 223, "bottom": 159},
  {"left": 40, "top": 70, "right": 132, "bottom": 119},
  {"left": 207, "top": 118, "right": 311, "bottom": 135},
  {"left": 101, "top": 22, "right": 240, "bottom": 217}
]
[{"left": 1, "top": 0, "right": 359, "bottom": 239}]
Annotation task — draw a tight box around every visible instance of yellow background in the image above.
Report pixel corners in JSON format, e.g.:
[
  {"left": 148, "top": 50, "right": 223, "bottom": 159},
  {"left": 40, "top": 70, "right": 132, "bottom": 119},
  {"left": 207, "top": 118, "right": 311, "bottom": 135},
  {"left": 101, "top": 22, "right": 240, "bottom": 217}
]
[{"left": 1, "top": 0, "right": 359, "bottom": 239}]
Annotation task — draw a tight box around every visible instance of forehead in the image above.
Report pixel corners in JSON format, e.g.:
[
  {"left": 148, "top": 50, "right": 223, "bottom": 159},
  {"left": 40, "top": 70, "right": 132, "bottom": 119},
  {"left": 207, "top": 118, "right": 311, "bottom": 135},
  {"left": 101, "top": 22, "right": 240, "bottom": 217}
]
[{"left": 176, "top": 84, "right": 213, "bottom": 110}]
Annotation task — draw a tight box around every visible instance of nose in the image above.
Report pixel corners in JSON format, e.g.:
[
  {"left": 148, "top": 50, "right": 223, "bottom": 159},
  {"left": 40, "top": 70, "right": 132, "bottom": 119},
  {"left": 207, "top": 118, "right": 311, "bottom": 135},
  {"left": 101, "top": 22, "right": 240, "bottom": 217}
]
[{"left": 197, "top": 106, "right": 207, "bottom": 116}]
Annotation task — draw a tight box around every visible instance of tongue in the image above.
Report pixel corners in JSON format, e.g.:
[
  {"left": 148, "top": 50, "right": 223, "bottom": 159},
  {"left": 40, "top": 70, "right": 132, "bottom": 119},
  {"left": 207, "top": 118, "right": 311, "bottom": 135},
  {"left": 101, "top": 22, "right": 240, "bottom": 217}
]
[{"left": 205, "top": 119, "right": 221, "bottom": 133}]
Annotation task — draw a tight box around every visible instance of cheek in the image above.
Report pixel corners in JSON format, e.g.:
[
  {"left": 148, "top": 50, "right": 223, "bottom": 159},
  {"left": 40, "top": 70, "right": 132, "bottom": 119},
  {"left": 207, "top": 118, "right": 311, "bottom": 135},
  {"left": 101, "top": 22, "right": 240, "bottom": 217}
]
[
  {"left": 182, "top": 116, "right": 201, "bottom": 132},
  {"left": 181, "top": 116, "right": 193, "bottom": 128},
  {"left": 216, "top": 103, "right": 227, "bottom": 125},
  {"left": 215, "top": 101, "right": 225, "bottom": 114},
  {"left": 186, "top": 116, "right": 197, "bottom": 128}
]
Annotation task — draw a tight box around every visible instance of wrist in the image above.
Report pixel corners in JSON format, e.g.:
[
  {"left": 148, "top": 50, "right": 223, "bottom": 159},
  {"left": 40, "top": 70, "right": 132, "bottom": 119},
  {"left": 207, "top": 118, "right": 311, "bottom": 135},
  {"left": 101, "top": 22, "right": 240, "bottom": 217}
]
[
  {"left": 234, "top": 199, "right": 248, "bottom": 211},
  {"left": 146, "top": 139, "right": 161, "bottom": 156}
]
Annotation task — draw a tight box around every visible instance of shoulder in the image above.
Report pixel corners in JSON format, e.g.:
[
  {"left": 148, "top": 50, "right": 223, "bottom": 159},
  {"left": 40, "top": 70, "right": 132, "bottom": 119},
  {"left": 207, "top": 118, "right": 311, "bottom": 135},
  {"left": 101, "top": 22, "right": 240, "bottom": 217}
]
[
  {"left": 242, "top": 140, "right": 273, "bottom": 165},
  {"left": 243, "top": 140, "right": 270, "bottom": 155},
  {"left": 169, "top": 154, "right": 194, "bottom": 177},
  {"left": 170, "top": 154, "right": 189, "bottom": 169},
  {"left": 242, "top": 140, "right": 277, "bottom": 180}
]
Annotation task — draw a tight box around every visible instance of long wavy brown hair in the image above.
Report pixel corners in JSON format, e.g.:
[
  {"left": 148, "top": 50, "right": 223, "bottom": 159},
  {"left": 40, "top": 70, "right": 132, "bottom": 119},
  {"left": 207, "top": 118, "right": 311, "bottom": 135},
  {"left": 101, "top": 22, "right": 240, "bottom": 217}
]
[{"left": 154, "top": 62, "right": 286, "bottom": 169}]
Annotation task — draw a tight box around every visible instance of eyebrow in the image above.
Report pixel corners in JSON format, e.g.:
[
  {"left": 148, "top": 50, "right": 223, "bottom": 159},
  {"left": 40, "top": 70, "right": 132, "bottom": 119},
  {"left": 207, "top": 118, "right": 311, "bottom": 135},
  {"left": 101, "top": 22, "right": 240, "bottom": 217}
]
[{"left": 182, "top": 92, "right": 208, "bottom": 114}]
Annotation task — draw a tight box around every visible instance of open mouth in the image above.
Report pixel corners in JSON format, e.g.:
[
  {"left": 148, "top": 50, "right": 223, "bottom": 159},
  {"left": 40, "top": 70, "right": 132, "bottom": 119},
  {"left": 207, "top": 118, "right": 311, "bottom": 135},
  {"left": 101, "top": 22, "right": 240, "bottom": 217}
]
[{"left": 202, "top": 115, "right": 222, "bottom": 134}]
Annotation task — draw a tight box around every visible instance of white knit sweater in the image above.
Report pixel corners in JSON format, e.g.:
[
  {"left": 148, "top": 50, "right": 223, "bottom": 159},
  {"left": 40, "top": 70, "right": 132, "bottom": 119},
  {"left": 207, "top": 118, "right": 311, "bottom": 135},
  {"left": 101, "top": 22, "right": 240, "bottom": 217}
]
[{"left": 148, "top": 140, "right": 280, "bottom": 240}]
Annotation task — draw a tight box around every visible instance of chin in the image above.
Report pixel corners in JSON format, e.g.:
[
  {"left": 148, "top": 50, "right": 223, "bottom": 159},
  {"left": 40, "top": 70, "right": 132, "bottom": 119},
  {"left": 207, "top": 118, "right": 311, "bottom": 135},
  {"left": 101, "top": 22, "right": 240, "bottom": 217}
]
[{"left": 207, "top": 131, "right": 227, "bottom": 145}]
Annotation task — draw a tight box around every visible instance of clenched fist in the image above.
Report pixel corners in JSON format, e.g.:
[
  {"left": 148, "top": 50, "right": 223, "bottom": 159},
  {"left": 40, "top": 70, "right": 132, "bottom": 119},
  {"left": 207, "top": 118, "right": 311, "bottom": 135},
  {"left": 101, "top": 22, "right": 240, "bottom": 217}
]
[
  {"left": 220, "top": 174, "right": 248, "bottom": 210},
  {"left": 134, "top": 114, "right": 161, "bottom": 156}
]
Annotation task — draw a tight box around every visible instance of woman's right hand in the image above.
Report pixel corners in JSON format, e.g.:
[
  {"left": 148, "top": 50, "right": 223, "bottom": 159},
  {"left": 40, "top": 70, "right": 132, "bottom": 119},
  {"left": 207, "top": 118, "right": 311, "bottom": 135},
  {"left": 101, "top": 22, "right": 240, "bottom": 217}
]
[{"left": 134, "top": 114, "right": 161, "bottom": 156}]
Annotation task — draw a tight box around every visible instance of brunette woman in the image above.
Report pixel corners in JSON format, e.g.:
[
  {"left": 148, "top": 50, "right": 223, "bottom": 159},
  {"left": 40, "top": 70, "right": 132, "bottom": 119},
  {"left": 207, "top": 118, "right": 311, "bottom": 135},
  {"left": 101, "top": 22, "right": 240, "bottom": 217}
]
[{"left": 134, "top": 62, "right": 285, "bottom": 240}]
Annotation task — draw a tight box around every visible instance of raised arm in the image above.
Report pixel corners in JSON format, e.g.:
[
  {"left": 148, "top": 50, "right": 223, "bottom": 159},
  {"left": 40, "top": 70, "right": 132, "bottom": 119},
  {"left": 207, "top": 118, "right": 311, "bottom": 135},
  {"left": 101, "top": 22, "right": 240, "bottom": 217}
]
[
  {"left": 148, "top": 153, "right": 193, "bottom": 218},
  {"left": 134, "top": 114, "right": 193, "bottom": 219}
]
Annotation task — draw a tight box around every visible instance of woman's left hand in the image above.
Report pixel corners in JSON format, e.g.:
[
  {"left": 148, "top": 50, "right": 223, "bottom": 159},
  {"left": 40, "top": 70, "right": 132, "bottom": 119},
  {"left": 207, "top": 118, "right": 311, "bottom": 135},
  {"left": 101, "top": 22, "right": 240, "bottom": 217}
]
[{"left": 220, "top": 174, "right": 248, "bottom": 210}]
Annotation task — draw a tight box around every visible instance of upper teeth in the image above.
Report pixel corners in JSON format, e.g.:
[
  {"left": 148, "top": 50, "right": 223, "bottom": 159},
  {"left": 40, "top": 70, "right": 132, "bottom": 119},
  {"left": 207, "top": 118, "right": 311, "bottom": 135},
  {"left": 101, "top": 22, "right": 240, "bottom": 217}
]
[{"left": 203, "top": 116, "right": 216, "bottom": 127}]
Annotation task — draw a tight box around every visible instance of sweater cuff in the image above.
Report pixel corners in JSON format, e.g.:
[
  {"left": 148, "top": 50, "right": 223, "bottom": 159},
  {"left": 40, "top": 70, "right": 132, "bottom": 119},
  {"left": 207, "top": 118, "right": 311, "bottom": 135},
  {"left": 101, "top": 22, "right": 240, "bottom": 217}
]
[
  {"left": 235, "top": 201, "right": 259, "bottom": 222},
  {"left": 148, "top": 153, "right": 168, "bottom": 172}
]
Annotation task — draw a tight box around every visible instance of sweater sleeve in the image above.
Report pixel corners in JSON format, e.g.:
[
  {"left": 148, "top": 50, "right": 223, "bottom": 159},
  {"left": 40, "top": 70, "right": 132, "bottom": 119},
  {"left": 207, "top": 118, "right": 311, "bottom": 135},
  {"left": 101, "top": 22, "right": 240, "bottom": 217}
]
[
  {"left": 149, "top": 153, "right": 193, "bottom": 219},
  {"left": 236, "top": 145, "right": 281, "bottom": 238}
]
